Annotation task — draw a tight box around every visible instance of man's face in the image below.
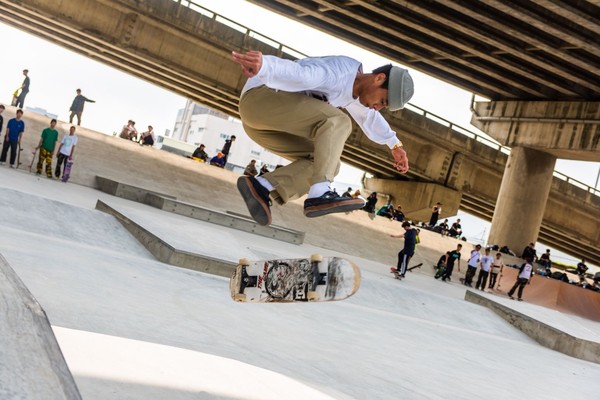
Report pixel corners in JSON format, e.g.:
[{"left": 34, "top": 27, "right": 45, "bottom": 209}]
[
  {"left": 16, "top": 111, "right": 22, "bottom": 119},
  {"left": 358, "top": 73, "right": 388, "bottom": 110},
  {"left": 50, "top": 121, "right": 56, "bottom": 128},
  {"left": 0, "top": 107, "right": 4, "bottom": 114},
  {"left": 70, "top": 127, "right": 76, "bottom": 135}
]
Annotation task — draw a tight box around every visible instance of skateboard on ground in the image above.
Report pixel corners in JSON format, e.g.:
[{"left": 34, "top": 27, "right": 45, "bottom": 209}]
[
  {"left": 29, "top": 149, "right": 38, "bottom": 172},
  {"left": 61, "top": 159, "right": 73, "bottom": 182},
  {"left": 16, "top": 143, "right": 22, "bottom": 168},
  {"left": 390, "top": 263, "right": 423, "bottom": 279},
  {"left": 230, "top": 255, "right": 360, "bottom": 303}
]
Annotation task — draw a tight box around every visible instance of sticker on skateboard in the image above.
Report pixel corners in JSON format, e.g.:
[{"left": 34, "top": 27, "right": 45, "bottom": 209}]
[{"left": 230, "top": 255, "right": 360, "bottom": 303}]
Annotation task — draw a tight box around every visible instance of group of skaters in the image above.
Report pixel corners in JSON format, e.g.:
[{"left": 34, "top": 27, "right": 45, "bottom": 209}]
[
  {"left": 0, "top": 106, "right": 77, "bottom": 179},
  {"left": 188, "top": 136, "right": 240, "bottom": 169}
]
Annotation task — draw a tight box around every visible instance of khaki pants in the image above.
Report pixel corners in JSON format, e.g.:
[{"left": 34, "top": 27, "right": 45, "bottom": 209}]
[{"left": 239, "top": 86, "right": 352, "bottom": 204}]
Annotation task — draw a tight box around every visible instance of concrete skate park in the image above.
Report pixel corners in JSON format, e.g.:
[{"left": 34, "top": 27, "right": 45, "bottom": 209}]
[
  {"left": 2, "top": 108, "right": 600, "bottom": 400},
  {"left": 2, "top": 1, "right": 600, "bottom": 398}
]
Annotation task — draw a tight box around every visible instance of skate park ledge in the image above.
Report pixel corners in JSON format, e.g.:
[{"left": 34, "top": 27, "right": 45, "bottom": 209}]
[
  {"left": 0, "top": 255, "right": 82, "bottom": 399},
  {"left": 95, "top": 176, "right": 305, "bottom": 245},
  {"left": 95, "top": 200, "right": 237, "bottom": 277},
  {"left": 465, "top": 290, "right": 600, "bottom": 364}
]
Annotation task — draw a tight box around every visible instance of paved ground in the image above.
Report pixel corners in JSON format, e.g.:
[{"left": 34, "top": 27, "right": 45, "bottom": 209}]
[{"left": 1, "top": 155, "right": 600, "bottom": 399}]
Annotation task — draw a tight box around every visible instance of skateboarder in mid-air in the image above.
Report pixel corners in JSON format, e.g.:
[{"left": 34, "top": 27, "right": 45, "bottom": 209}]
[{"left": 231, "top": 50, "right": 414, "bottom": 225}]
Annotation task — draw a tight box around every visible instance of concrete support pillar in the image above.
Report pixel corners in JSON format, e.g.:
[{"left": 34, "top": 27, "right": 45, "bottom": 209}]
[{"left": 488, "top": 146, "right": 556, "bottom": 251}]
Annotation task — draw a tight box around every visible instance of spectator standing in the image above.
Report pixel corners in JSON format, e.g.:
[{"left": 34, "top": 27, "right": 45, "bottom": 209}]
[
  {"left": 220, "top": 135, "right": 236, "bottom": 165},
  {"left": 0, "top": 105, "right": 5, "bottom": 133},
  {"left": 191, "top": 144, "right": 208, "bottom": 162},
  {"left": 363, "top": 192, "right": 378, "bottom": 213},
  {"left": 507, "top": 258, "right": 534, "bottom": 301},
  {"left": 489, "top": 252, "right": 504, "bottom": 289},
  {"left": 441, "top": 244, "right": 462, "bottom": 282},
  {"left": 55, "top": 126, "right": 77, "bottom": 179},
  {"left": 0, "top": 109, "right": 25, "bottom": 168},
  {"left": 68, "top": 89, "right": 95, "bottom": 126},
  {"left": 390, "top": 221, "right": 418, "bottom": 278},
  {"left": 140, "top": 126, "right": 155, "bottom": 146},
  {"left": 429, "top": 202, "right": 442, "bottom": 226},
  {"left": 35, "top": 119, "right": 59, "bottom": 178},
  {"left": 15, "top": 69, "right": 30, "bottom": 108},
  {"left": 463, "top": 244, "right": 482, "bottom": 287},
  {"left": 475, "top": 248, "right": 494, "bottom": 290},
  {"left": 244, "top": 159, "right": 258, "bottom": 176}
]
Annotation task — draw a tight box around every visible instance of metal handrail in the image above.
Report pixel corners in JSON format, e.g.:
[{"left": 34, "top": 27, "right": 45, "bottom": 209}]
[{"left": 174, "top": 0, "right": 599, "bottom": 198}]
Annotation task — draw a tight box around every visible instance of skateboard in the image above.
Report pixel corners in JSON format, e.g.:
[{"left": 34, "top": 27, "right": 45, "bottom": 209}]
[
  {"left": 29, "top": 149, "right": 38, "bottom": 172},
  {"left": 390, "top": 263, "right": 423, "bottom": 279},
  {"left": 16, "top": 144, "right": 22, "bottom": 168},
  {"left": 230, "top": 255, "right": 360, "bottom": 303},
  {"left": 61, "top": 160, "right": 73, "bottom": 182}
]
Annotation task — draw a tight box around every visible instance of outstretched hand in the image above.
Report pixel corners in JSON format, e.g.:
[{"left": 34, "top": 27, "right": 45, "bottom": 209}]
[
  {"left": 231, "top": 50, "right": 263, "bottom": 78},
  {"left": 392, "top": 147, "right": 409, "bottom": 173}
]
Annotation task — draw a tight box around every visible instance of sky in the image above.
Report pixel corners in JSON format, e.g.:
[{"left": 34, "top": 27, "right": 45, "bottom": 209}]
[{"left": 0, "top": 0, "right": 596, "bottom": 265}]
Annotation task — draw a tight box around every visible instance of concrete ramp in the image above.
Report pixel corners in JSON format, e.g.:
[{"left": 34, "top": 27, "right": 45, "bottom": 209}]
[
  {"left": 497, "top": 267, "right": 600, "bottom": 322},
  {"left": 0, "top": 254, "right": 82, "bottom": 399},
  {"left": 465, "top": 290, "right": 600, "bottom": 364}
]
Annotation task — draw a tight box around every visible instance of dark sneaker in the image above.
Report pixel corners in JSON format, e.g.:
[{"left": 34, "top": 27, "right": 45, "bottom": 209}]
[
  {"left": 304, "top": 191, "right": 365, "bottom": 218},
  {"left": 237, "top": 176, "right": 271, "bottom": 226},
  {"left": 517, "top": 298, "right": 523, "bottom": 302},
  {"left": 508, "top": 295, "right": 515, "bottom": 300}
]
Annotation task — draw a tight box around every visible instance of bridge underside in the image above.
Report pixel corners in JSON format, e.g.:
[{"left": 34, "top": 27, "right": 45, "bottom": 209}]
[
  {"left": 247, "top": 0, "right": 600, "bottom": 101},
  {"left": 0, "top": 0, "right": 598, "bottom": 265}
]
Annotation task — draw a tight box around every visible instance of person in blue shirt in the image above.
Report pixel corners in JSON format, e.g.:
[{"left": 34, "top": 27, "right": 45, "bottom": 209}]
[
  {"left": 1, "top": 109, "right": 25, "bottom": 168},
  {"left": 209, "top": 152, "right": 226, "bottom": 168}
]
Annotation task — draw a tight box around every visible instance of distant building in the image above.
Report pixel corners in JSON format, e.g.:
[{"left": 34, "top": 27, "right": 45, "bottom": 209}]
[
  {"left": 169, "top": 100, "right": 288, "bottom": 173},
  {"left": 24, "top": 106, "right": 58, "bottom": 119}
]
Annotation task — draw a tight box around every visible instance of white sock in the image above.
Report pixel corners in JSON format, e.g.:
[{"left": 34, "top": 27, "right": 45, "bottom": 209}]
[
  {"left": 255, "top": 176, "right": 274, "bottom": 191},
  {"left": 307, "top": 181, "right": 331, "bottom": 199}
]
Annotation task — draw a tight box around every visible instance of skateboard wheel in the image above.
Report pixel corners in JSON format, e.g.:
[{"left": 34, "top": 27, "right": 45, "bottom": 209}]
[
  {"left": 307, "top": 291, "right": 319, "bottom": 301},
  {"left": 310, "top": 254, "right": 323, "bottom": 262},
  {"left": 238, "top": 258, "right": 250, "bottom": 266},
  {"left": 234, "top": 293, "right": 246, "bottom": 302}
]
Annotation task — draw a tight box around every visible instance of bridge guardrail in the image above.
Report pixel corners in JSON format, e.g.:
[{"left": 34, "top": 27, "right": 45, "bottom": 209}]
[{"left": 174, "top": 0, "right": 599, "bottom": 199}]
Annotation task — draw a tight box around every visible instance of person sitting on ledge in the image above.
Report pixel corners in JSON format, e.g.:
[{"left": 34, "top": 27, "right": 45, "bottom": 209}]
[{"left": 447, "top": 219, "right": 462, "bottom": 238}]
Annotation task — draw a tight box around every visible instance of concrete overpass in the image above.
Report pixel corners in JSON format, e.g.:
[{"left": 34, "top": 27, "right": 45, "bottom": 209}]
[{"left": 0, "top": 0, "right": 598, "bottom": 264}]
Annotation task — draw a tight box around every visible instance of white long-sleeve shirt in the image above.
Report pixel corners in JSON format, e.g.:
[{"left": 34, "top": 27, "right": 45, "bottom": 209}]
[{"left": 241, "top": 55, "right": 401, "bottom": 148}]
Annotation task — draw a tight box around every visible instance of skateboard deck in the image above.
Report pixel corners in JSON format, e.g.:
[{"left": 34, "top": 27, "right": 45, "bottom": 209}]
[
  {"left": 390, "top": 263, "right": 423, "bottom": 279},
  {"left": 61, "top": 160, "right": 73, "bottom": 182},
  {"left": 230, "top": 255, "right": 360, "bottom": 303}
]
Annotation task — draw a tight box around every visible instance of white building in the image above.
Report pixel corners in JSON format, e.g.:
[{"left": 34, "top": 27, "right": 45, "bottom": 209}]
[{"left": 169, "top": 101, "right": 288, "bottom": 173}]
